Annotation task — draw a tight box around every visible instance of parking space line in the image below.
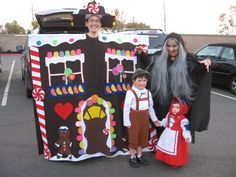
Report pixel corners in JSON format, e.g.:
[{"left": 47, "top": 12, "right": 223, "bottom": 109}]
[
  {"left": 211, "top": 91, "right": 236, "bottom": 101},
  {"left": 1, "top": 60, "right": 15, "bottom": 106}
]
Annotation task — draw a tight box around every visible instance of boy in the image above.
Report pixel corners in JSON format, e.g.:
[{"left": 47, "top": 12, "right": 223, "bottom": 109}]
[{"left": 123, "top": 68, "right": 160, "bottom": 168}]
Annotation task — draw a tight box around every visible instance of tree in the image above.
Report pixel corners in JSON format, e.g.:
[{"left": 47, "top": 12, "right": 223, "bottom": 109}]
[
  {"left": 126, "top": 22, "right": 150, "bottom": 29},
  {"left": 219, "top": 5, "right": 236, "bottom": 35},
  {"left": 111, "top": 9, "right": 150, "bottom": 31},
  {"left": 219, "top": 13, "right": 229, "bottom": 34},
  {"left": 31, "top": 20, "right": 39, "bottom": 30},
  {"left": 111, "top": 9, "right": 126, "bottom": 31},
  {"left": 0, "top": 25, "right": 4, "bottom": 33},
  {"left": 5, "top": 20, "right": 26, "bottom": 34}
]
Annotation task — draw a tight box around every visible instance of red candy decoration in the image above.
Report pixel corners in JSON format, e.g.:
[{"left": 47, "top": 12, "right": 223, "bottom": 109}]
[{"left": 32, "top": 88, "right": 45, "bottom": 101}]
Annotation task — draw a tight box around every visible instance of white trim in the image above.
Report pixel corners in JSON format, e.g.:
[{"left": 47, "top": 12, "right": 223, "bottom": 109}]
[
  {"left": 1, "top": 60, "right": 15, "bottom": 106},
  {"left": 211, "top": 91, "right": 236, "bottom": 101}
]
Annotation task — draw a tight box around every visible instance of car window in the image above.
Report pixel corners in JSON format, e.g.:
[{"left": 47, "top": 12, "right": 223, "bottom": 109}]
[
  {"left": 149, "top": 34, "right": 166, "bottom": 48},
  {"left": 221, "top": 47, "right": 235, "bottom": 60},
  {"left": 197, "top": 46, "right": 223, "bottom": 59}
]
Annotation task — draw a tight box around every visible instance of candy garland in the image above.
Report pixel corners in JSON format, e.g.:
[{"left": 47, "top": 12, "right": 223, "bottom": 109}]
[
  {"left": 28, "top": 34, "right": 86, "bottom": 48},
  {"left": 100, "top": 34, "right": 149, "bottom": 46},
  {"left": 105, "top": 82, "right": 132, "bottom": 95},
  {"left": 30, "top": 46, "right": 51, "bottom": 159},
  {"left": 28, "top": 34, "right": 148, "bottom": 48}
]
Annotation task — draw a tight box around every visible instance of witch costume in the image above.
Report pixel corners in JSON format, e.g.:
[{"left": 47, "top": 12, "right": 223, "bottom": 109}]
[{"left": 149, "top": 32, "right": 211, "bottom": 142}]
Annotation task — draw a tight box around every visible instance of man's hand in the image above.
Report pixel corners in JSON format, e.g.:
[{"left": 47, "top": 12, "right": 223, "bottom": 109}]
[
  {"left": 135, "top": 44, "right": 148, "bottom": 55},
  {"left": 135, "top": 46, "right": 143, "bottom": 54}
]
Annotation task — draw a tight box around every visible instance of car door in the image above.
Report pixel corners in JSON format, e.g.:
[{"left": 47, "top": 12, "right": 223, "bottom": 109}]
[
  {"left": 215, "top": 47, "right": 236, "bottom": 85},
  {"left": 195, "top": 45, "right": 224, "bottom": 85}
]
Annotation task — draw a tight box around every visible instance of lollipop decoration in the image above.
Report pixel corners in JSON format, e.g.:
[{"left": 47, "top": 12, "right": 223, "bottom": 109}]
[
  {"left": 111, "top": 64, "right": 124, "bottom": 82},
  {"left": 68, "top": 73, "right": 75, "bottom": 81},
  {"left": 63, "top": 68, "right": 75, "bottom": 84},
  {"left": 32, "top": 88, "right": 45, "bottom": 101},
  {"left": 88, "top": 3, "right": 99, "bottom": 14}
]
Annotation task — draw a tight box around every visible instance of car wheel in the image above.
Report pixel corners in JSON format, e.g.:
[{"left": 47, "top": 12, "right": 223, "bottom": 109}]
[
  {"left": 230, "top": 76, "right": 236, "bottom": 95},
  {"left": 25, "top": 79, "right": 32, "bottom": 98},
  {"left": 0, "top": 59, "right": 2, "bottom": 72},
  {"left": 22, "top": 72, "right": 25, "bottom": 80},
  {"left": 21, "top": 67, "right": 25, "bottom": 80}
]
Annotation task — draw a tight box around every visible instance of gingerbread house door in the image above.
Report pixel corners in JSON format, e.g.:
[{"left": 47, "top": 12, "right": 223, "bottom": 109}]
[{"left": 83, "top": 102, "right": 109, "bottom": 154}]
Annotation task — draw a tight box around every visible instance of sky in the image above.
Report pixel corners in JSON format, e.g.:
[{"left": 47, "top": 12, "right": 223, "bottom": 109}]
[{"left": 0, "top": 0, "right": 235, "bottom": 34}]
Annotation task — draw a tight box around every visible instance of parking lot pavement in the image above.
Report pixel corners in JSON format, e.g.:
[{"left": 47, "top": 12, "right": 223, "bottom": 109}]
[{"left": 0, "top": 55, "right": 236, "bottom": 177}]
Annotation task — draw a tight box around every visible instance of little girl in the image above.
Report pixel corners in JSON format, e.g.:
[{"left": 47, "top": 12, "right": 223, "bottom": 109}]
[{"left": 155, "top": 97, "right": 191, "bottom": 168}]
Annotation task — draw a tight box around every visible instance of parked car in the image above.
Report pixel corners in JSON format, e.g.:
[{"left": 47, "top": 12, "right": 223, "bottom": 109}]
[
  {"left": 0, "top": 55, "right": 2, "bottom": 72},
  {"left": 194, "top": 43, "right": 236, "bottom": 95},
  {"left": 21, "top": 8, "right": 87, "bottom": 98},
  {"left": 115, "top": 28, "right": 166, "bottom": 54},
  {"left": 0, "top": 46, "right": 2, "bottom": 72}
]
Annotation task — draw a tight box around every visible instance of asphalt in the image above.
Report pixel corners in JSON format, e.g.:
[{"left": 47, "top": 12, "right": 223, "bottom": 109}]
[{"left": 0, "top": 56, "right": 236, "bottom": 177}]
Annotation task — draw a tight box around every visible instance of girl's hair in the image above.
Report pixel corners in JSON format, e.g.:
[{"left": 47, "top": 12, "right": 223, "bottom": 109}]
[
  {"left": 151, "top": 38, "right": 192, "bottom": 105},
  {"left": 172, "top": 98, "right": 180, "bottom": 104}
]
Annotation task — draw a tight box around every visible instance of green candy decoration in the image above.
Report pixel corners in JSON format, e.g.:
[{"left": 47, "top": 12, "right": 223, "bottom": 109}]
[{"left": 64, "top": 68, "right": 72, "bottom": 76}]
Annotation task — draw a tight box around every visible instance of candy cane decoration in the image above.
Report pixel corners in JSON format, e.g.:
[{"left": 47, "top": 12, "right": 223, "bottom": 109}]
[
  {"left": 30, "top": 46, "right": 51, "bottom": 159},
  {"left": 103, "top": 128, "right": 110, "bottom": 135},
  {"left": 148, "top": 127, "right": 158, "bottom": 151},
  {"left": 88, "top": 3, "right": 99, "bottom": 14},
  {"left": 30, "top": 47, "right": 42, "bottom": 89}
]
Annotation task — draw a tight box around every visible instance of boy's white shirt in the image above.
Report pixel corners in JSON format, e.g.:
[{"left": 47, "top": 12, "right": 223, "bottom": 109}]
[
  {"left": 123, "top": 86, "right": 158, "bottom": 127},
  {"left": 161, "top": 113, "right": 192, "bottom": 142}
]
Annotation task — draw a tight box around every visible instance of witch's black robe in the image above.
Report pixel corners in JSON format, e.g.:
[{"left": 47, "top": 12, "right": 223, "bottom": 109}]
[{"left": 140, "top": 53, "right": 211, "bottom": 142}]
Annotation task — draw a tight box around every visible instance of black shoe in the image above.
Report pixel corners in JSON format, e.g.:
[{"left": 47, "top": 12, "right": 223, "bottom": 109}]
[
  {"left": 129, "top": 158, "right": 140, "bottom": 168},
  {"left": 137, "top": 156, "right": 148, "bottom": 165}
]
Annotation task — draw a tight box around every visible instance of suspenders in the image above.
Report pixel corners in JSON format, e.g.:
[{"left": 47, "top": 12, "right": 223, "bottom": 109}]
[{"left": 130, "top": 89, "right": 150, "bottom": 110}]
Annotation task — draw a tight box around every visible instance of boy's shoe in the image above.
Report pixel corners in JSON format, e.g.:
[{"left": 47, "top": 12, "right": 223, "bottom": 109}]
[
  {"left": 129, "top": 158, "right": 140, "bottom": 168},
  {"left": 136, "top": 156, "right": 148, "bottom": 165}
]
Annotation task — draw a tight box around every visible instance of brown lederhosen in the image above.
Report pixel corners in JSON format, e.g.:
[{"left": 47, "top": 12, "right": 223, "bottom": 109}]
[{"left": 128, "top": 89, "right": 150, "bottom": 149}]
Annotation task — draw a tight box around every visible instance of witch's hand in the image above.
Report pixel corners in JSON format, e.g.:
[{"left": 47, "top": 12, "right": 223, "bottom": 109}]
[{"left": 199, "top": 58, "right": 211, "bottom": 72}]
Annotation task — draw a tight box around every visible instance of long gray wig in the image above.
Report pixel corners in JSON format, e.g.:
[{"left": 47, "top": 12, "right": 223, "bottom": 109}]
[{"left": 151, "top": 38, "right": 192, "bottom": 105}]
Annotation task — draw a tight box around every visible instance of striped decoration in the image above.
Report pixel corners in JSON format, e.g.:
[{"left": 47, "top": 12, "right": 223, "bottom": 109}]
[
  {"left": 30, "top": 47, "right": 42, "bottom": 88},
  {"left": 148, "top": 127, "right": 158, "bottom": 152},
  {"left": 30, "top": 46, "right": 51, "bottom": 159}
]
